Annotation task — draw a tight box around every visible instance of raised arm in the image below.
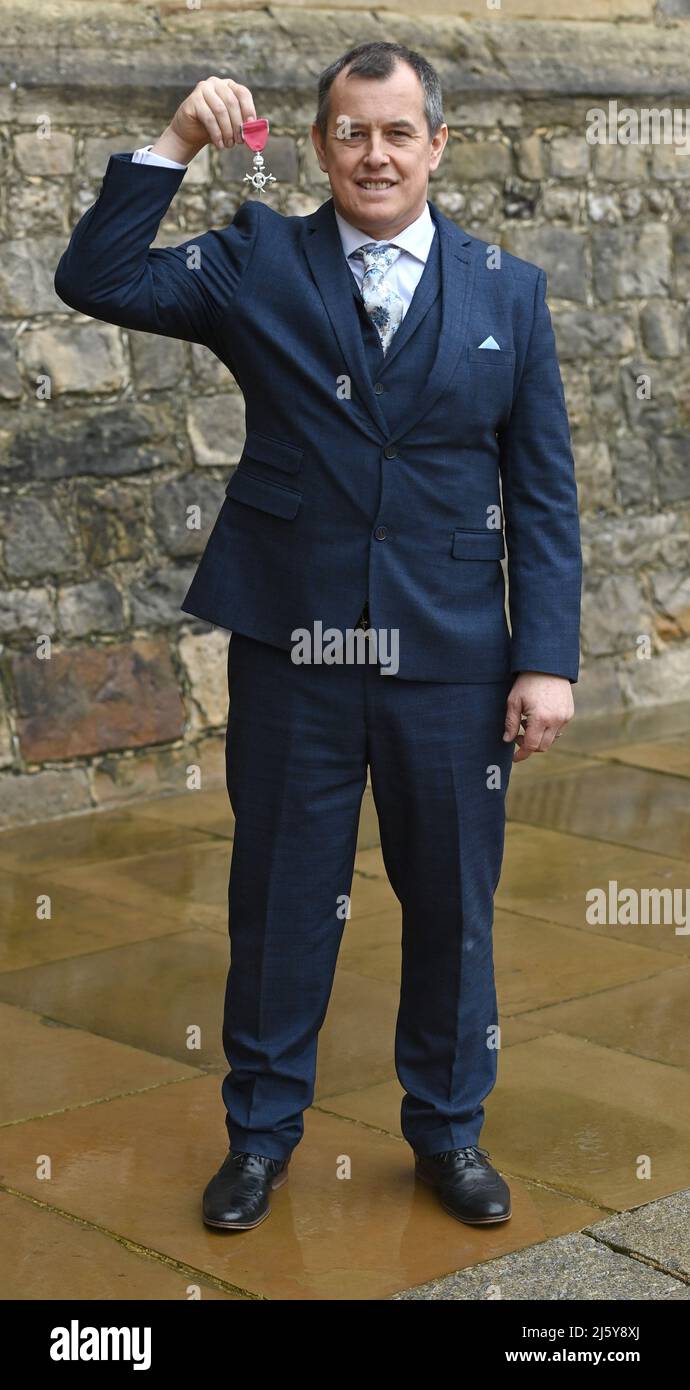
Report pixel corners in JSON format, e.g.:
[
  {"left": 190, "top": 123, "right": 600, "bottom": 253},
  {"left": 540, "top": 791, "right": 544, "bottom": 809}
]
[{"left": 54, "top": 77, "right": 261, "bottom": 351}]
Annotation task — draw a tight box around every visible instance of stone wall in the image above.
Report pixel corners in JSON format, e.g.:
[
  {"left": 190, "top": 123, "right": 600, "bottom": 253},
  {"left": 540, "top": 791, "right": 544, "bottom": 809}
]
[{"left": 1, "top": 0, "right": 689, "bottom": 826}]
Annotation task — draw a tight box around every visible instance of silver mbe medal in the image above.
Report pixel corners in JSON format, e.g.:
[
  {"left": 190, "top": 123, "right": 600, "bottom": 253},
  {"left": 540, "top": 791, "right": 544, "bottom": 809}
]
[{"left": 240, "top": 118, "right": 277, "bottom": 196}]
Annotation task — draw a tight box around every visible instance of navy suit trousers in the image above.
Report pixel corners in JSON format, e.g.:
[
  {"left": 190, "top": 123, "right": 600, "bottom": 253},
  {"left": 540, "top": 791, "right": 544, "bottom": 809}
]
[{"left": 221, "top": 631, "right": 516, "bottom": 1160}]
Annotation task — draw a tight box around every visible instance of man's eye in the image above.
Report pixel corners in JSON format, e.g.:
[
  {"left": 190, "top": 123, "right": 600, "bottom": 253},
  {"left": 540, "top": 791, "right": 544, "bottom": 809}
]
[{"left": 345, "top": 130, "right": 410, "bottom": 139}]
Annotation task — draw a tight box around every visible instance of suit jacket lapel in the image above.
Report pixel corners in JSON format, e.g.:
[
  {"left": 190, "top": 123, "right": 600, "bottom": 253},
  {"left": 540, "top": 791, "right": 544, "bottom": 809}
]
[
  {"left": 388, "top": 199, "right": 475, "bottom": 442},
  {"left": 302, "top": 200, "right": 389, "bottom": 439},
  {"left": 301, "top": 196, "right": 476, "bottom": 442},
  {"left": 374, "top": 225, "right": 440, "bottom": 375}
]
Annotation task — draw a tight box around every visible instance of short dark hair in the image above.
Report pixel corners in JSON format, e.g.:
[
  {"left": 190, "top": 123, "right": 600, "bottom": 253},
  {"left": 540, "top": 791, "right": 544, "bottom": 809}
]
[{"left": 314, "top": 40, "right": 444, "bottom": 143}]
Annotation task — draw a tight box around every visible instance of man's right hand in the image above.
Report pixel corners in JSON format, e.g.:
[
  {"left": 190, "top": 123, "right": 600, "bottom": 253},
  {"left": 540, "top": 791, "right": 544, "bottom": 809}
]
[{"left": 151, "top": 76, "right": 258, "bottom": 164}]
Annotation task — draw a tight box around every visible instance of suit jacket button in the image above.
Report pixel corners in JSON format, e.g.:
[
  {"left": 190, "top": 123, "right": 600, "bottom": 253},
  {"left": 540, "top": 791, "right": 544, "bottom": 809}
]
[
  {"left": 383, "top": 444, "right": 397, "bottom": 458},
  {"left": 374, "top": 525, "right": 387, "bottom": 540},
  {"left": 374, "top": 382, "right": 384, "bottom": 394}
]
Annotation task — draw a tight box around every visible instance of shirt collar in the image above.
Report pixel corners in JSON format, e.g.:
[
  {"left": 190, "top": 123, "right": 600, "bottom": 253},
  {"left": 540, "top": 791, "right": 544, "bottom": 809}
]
[{"left": 333, "top": 200, "right": 436, "bottom": 265}]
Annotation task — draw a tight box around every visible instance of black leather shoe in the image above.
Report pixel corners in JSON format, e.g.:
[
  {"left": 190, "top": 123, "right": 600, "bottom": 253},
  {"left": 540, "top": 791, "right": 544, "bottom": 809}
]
[
  {"left": 414, "top": 1145, "right": 511, "bottom": 1224},
  {"left": 202, "top": 1149, "right": 290, "bottom": 1230}
]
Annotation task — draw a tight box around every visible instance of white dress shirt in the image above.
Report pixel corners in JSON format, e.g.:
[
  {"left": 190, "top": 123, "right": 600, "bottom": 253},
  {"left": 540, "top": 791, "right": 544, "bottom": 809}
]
[
  {"left": 332, "top": 201, "right": 435, "bottom": 318},
  {"left": 132, "top": 145, "right": 436, "bottom": 316}
]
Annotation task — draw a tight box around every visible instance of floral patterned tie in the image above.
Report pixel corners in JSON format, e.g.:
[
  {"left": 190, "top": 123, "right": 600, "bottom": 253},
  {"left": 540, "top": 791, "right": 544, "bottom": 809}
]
[{"left": 350, "top": 242, "right": 404, "bottom": 354}]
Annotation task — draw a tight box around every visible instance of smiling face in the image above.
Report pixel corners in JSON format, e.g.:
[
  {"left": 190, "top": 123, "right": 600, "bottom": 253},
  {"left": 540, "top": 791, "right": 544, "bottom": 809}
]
[{"left": 311, "top": 60, "right": 448, "bottom": 240}]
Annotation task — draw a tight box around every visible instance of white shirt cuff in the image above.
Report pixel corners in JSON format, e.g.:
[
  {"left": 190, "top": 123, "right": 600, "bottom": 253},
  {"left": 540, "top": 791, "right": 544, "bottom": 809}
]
[{"left": 131, "top": 144, "right": 188, "bottom": 170}]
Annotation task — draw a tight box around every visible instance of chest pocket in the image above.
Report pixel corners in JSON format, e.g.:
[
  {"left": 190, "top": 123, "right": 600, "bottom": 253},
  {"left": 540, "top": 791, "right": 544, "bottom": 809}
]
[
  {"left": 466, "top": 346, "right": 516, "bottom": 367},
  {"left": 464, "top": 345, "right": 516, "bottom": 428}
]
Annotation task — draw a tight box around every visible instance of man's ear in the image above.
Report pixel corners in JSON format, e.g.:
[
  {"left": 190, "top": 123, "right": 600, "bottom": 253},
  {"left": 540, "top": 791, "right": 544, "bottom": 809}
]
[
  {"left": 429, "top": 124, "right": 449, "bottom": 173},
  {"left": 310, "top": 124, "right": 327, "bottom": 174}
]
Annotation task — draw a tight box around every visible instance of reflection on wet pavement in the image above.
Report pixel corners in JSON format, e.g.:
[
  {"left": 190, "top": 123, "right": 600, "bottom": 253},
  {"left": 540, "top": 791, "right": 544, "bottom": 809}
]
[{"left": 1, "top": 702, "right": 688, "bottom": 1299}]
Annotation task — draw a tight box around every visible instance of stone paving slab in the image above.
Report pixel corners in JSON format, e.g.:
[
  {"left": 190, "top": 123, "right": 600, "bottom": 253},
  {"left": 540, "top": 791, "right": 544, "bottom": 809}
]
[
  {"left": 584, "top": 1191, "right": 690, "bottom": 1279},
  {"left": 390, "top": 1224, "right": 690, "bottom": 1300}
]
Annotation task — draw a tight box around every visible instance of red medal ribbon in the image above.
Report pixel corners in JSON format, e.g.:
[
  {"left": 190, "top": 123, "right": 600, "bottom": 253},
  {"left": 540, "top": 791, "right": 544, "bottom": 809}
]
[{"left": 240, "top": 118, "right": 269, "bottom": 152}]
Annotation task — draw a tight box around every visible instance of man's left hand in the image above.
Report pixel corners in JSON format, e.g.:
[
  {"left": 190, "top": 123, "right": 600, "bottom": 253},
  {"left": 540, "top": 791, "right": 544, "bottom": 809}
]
[{"left": 503, "top": 672, "right": 574, "bottom": 761}]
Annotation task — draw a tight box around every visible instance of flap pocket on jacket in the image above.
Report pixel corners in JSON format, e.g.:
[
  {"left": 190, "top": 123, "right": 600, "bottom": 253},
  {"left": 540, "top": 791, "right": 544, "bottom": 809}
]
[
  {"left": 452, "top": 528, "right": 505, "bottom": 559},
  {"left": 240, "top": 429, "right": 304, "bottom": 474},
  {"left": 467, "top": 346, "right": 516, "bottom": 366},
  {"left": 225, "top": 468, "right": 302, "bottom": 519}
]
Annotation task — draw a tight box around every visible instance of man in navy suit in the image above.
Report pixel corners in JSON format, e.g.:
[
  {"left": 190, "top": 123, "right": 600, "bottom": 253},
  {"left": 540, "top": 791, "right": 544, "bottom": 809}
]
[{"left": 55, "top": 41, "right": 582, "bottom": 1233}]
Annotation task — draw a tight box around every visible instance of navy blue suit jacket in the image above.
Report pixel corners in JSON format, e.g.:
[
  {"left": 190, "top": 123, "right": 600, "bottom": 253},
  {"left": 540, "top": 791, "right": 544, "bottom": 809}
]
[{"left": 54, "top": 153, "right": 582, "bottom": 682}]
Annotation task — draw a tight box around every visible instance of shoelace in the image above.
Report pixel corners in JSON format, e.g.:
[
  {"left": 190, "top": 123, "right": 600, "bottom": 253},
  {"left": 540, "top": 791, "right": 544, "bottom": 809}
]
[
  {"left": 436, "top": 1146, "right": 490, "bottom": 1166},
  {"left": 230, "top": 1151, "right": 277, "bottom": 1169}
]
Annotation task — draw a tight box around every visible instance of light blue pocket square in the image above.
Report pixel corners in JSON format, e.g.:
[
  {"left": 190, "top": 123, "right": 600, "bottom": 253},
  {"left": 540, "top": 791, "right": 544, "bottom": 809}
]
[{"left": 477, "top": 335, "right": 500, "bottom": 349}]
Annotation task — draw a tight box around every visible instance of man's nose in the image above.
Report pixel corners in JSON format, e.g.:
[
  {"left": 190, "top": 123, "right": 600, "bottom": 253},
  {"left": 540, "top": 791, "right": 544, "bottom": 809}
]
[{"left": 363, "top": 142, "right": 389, "bottom": 166}]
